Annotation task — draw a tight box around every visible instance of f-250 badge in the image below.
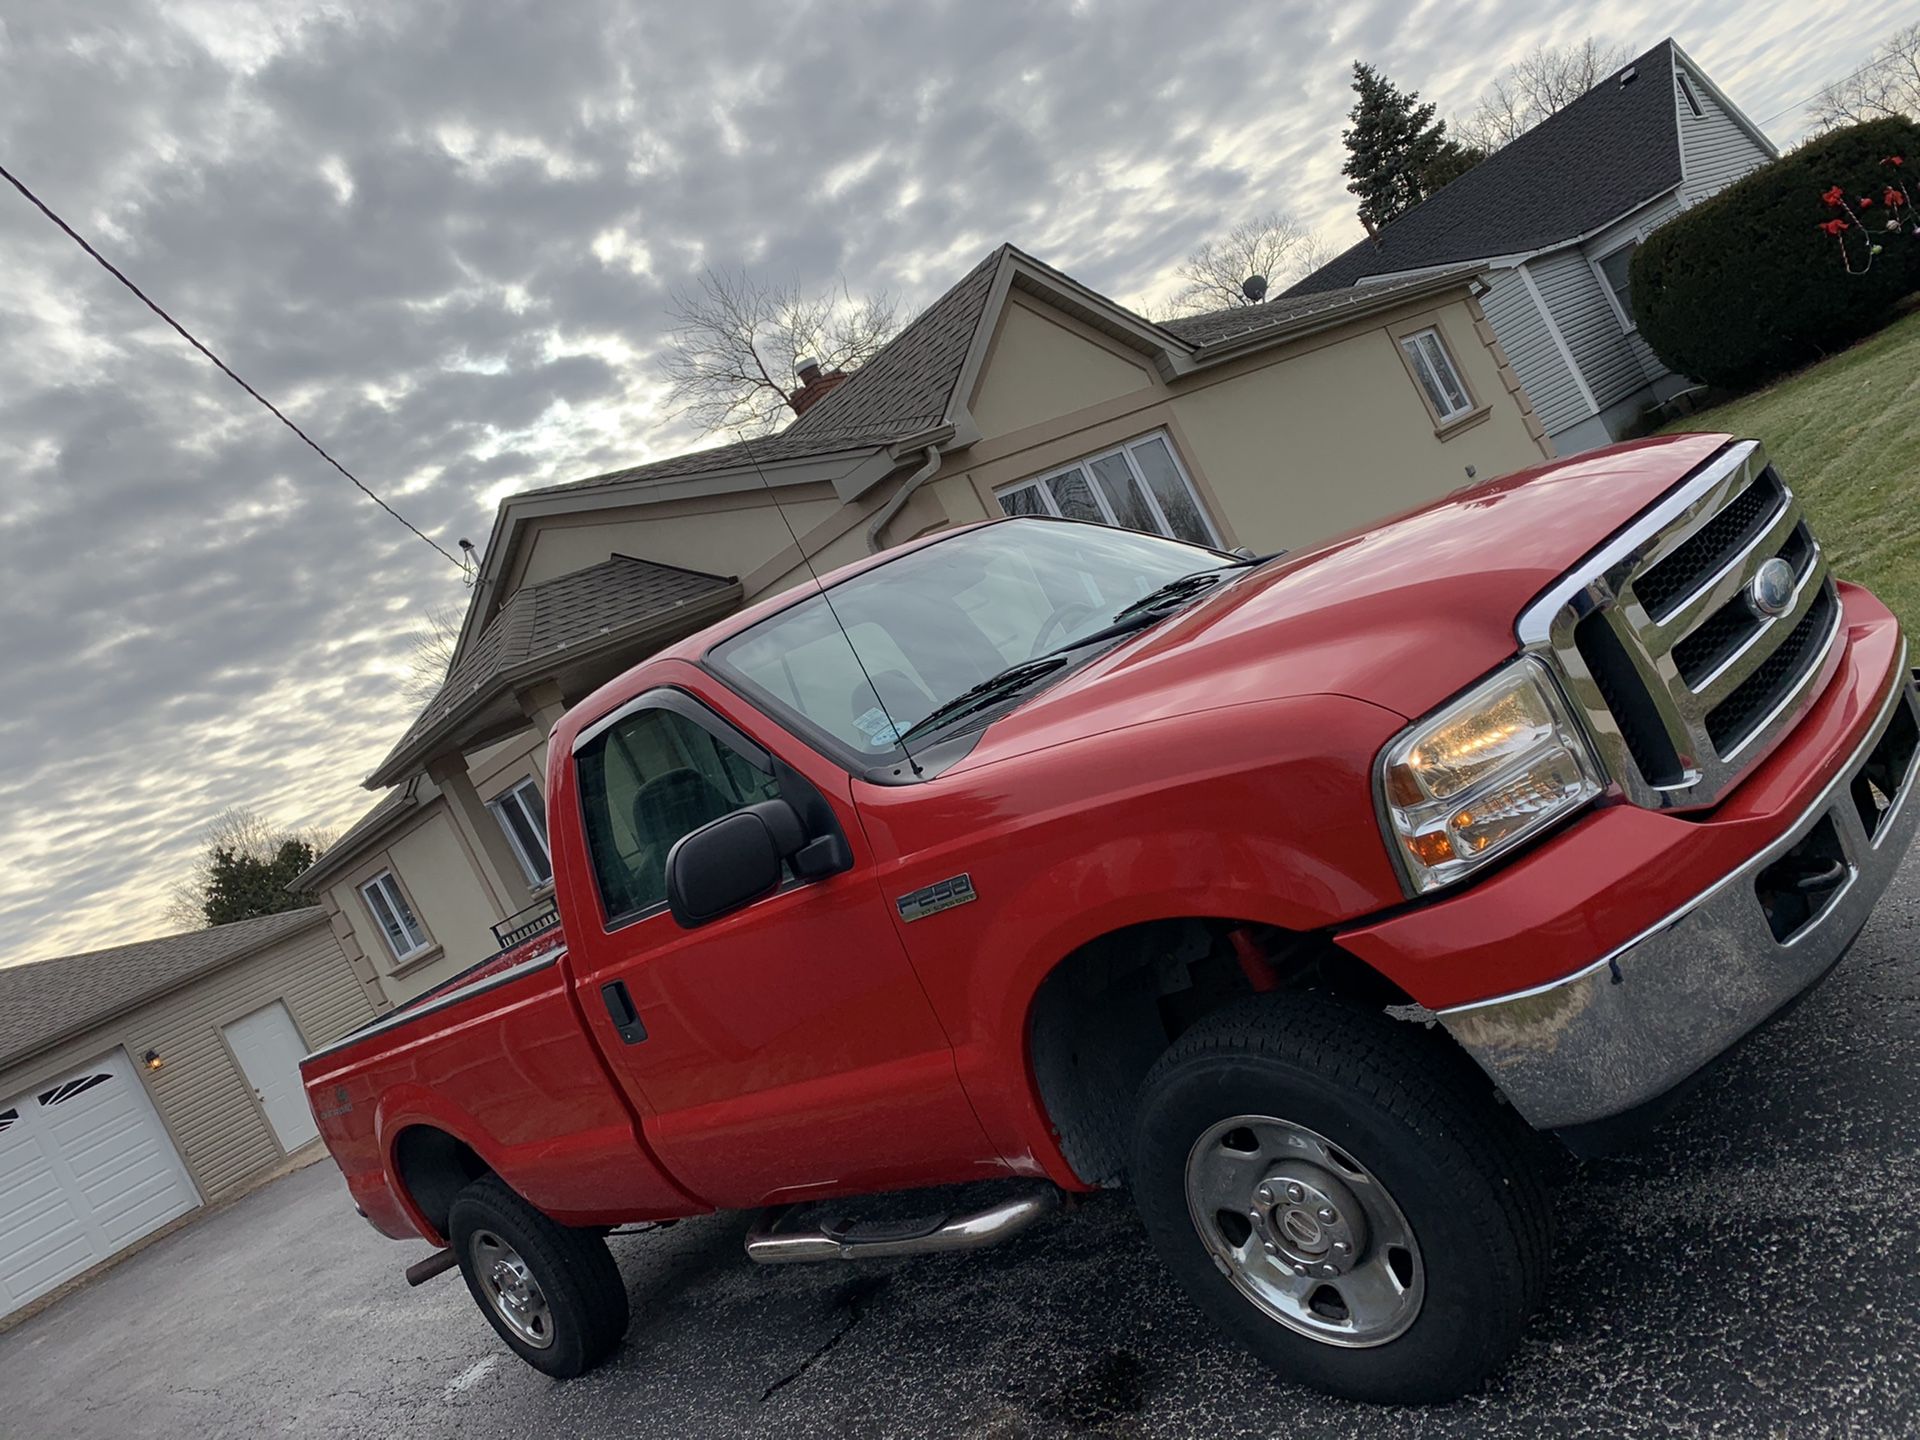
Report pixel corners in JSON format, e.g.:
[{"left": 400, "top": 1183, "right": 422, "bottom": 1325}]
[{"left": 895, "top": 873, "right": 977, "bottom": 922}]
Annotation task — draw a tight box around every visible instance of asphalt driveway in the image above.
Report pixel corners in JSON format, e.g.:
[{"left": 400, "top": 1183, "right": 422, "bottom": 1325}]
[{"left": 6, "top": 843, "right": 1918, "bottom": 1439}]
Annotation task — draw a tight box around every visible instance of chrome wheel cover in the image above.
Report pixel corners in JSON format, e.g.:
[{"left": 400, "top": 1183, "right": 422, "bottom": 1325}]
[
  {"left": 1184, "top": 1115, "right": 1424, "bottom": 1348},
  {"left": 470, "top": 1229, "right": 556, "bottom": 1350}
]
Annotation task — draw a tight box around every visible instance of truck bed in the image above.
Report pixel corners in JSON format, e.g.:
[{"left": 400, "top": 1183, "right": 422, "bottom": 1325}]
[{"left": 300, "top": 934, "right": 699, "bottom": 1241}]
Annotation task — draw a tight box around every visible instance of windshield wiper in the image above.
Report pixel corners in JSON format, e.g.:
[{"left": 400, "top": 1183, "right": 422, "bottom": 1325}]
[
  {"left": 1107, "top": 567, "right": 1236, "bottom": 625},
  {"left": 895, "top": 656, "right": 1074, "bottom": 745},
  {"left": 895, "top": 566, "right": 1251, "bottom": 746}
]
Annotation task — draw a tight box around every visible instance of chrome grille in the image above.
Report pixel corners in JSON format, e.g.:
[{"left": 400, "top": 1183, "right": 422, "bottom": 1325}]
[{"left": 1520, "top": 441, "right": 1841, "bottom": 811}]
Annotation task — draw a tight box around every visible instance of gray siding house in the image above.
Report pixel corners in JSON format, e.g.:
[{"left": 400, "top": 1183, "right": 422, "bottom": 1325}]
[{"left": 1289, "top": 39, "right": 1776, "bottom": 454}]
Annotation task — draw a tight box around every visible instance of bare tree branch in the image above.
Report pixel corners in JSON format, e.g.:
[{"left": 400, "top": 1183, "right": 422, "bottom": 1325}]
[
  {"left": 1809, "top": 23, "right": 1920, "bottom": 131},
  {"left": 1165, "top": 213, "right": 1331, "bottom": 315},
  {"left": 1456, "top": 38, "right": 1630, "bottom": 151},
  {"left": 401, "top": 600, "right": 466, "bottom": 708},
  {"left": 654, "top": 268, "right": 902, "bottom": 438}
]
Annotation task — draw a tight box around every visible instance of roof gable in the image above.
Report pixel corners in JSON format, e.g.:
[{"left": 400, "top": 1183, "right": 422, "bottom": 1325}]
[
  {"left": 366, "top": 554, "right": 740, "bottom": 787},
  {"left": 784, "top": 246, "right": 1009, "bottom": 442},
  {"left": 1288, "top": 39, "right": 1690, "bottom": 295}
]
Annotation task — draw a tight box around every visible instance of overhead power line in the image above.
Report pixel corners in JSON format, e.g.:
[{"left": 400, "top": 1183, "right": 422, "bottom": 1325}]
[
  {"left": 0, "top": 161, "right": 467, "bottom": 573},
  {"left": 1754, "top": 54, "right": 1885, "bottom": 128}
]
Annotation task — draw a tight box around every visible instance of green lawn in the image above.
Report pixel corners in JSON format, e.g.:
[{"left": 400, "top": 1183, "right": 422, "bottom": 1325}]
[{"left": 1657, "top": 307, "right": 1920, "bottom": 636}]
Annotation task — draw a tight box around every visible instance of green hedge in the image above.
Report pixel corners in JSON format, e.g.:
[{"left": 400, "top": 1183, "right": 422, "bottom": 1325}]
[{"left": 1631, "top": 117, "right": 1920, "bottom": 388}]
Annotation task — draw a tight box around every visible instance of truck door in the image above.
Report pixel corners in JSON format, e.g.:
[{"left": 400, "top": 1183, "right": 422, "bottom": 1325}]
[{"left": 554, "top": 682, "right": 1001, "bottom": 1209}]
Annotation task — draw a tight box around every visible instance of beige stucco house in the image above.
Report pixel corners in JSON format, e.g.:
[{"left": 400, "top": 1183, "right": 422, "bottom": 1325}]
[{"left": 296, "top": 242, "right": 1553, "bottom": 1003}]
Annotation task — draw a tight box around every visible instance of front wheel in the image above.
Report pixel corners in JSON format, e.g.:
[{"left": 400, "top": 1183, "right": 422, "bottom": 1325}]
[
  {"left": 1130, "top": 994, "right": 1549, "bottom": 1405},
  {"left": 447, "top": 1175, "right": 630, "bottom": 1378}
]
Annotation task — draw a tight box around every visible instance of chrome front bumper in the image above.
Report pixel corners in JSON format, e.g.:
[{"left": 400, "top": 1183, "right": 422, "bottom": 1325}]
[{"left": 1440, "top": 657, "right": 1920, "bottom": 1132}]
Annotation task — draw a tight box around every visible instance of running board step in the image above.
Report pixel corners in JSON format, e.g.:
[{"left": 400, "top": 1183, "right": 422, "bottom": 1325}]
[{"left": 746, "top": 1187, "right": 1060, "bottom": 1264}]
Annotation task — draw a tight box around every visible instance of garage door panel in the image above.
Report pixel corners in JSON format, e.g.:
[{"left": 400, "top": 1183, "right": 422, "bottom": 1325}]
[
  {"left": 92, "top": 1168, "right": 192, "bottom": 1241},
  {"left": 5, "top": 1233, "right": 97, "bottom": 1301},
  {"left": 0, "top": 1154, "right": 66, "bottom": 1210},
  {"left": 72, "top": 1132, "right": 171, "bottom": 1193},
  {"left": 0, "top": 1049, "right": 200, "bottom": 1318},
  {"left": 59, "top": 1112, "right": 152, "bottom": 1174},
  {"left": 0, "top": 1189, "right": 84, "bottom": 1269}
]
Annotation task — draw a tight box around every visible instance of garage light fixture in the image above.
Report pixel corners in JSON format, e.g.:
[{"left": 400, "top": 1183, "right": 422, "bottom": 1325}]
[{"left": 143, "top": 1050, "right": 164, "bottom": 1072}]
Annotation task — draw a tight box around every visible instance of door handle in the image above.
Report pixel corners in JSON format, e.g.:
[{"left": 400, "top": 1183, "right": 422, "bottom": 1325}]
[{"left": 600, "top": 982, "right": 648, "bottom": 1044}]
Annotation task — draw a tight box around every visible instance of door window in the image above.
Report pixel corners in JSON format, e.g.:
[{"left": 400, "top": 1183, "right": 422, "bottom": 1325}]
[{"left": 575, "top": 704, "right": 784, "bottom": 926}]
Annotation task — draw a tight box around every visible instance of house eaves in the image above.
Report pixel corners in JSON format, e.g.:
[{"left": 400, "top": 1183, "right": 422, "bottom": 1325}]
[
  {"left": 291, "top": 779, "right": 425, "bottom": 893},
  {"left": 1340, "top": 187, "right": 1692, "bottom": 290}
]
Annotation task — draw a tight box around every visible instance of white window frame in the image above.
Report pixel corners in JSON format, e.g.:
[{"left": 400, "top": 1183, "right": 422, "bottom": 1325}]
[
  {"left": 1591, "top": 238, "right": 1642, "bottom": 334},
  {"left": 488, "top": 776, "right": 552, "bottom": 888},
  {"left": 991, "top": 431, "right": 1221, "bottom": 546},
  {"left": 1397, "top": 327, "right": 1475, "bottom": 424},
  {"left": 359, "top": 870, "right": 432, "bottom": 963},
  {"left": 1676, "top": 70, "right": 1703, "bottom": 119}
]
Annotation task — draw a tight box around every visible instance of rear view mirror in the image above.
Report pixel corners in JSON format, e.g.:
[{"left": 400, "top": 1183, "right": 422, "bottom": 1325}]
[{"left": 665, "top": 799, "right": 805, "bottom": 928}]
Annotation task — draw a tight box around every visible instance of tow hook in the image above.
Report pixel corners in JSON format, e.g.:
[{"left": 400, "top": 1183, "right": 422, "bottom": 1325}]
[{"left": 404, "top": 1249, "right": 460, "bottom": 1287}]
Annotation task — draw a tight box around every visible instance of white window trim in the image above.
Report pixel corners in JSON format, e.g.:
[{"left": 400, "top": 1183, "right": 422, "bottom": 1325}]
[
  {"left": 1675, "top": 70, "right": 1703, "bottom": 119},
  {"left": 1398, "top": 327, "right": 1475, "bottom": 424},
  {"left": 360, "top": 870, "right": 432, "bottom": 963},
  {"left": 488, "top": 777, "right": 552, "bottom": 888},
  {"left": 992, "top": 431, "right": 1220, "bottom": 545},
  {"left": 1590, "top": 237, "right": 1643, "bottom": 334}
]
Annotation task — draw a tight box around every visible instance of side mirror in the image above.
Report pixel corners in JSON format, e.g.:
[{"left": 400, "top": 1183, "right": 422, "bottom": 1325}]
[{"left": 665, "top": 800, "right": 806, "bottom": 928}]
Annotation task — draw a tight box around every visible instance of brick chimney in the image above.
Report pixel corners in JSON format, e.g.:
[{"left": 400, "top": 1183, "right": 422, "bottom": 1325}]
[{"left": 789, "top": 356, "right": 850, "bottom": 417}]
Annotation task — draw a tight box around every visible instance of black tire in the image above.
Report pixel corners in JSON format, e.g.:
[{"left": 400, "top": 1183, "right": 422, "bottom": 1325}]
[
  {"left": 1130, "top": 993, "right": 1549, "bottom": 1405},
  {"left": 447, "top": 1175, "right": 629, "bottom": 1378}
]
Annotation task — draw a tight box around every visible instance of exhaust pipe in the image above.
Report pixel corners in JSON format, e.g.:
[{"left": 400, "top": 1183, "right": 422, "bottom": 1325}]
[
  {"left": 404, "top": 1248, "right": 460, "bottom": 1286},
  {"left": 747, "top": 1187, "right": 1060, "bottom": 1264}
]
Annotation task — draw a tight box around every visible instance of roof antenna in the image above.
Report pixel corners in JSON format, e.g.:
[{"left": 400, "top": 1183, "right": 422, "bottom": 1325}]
[{"left": 730, "top": 425, "right": 924, "bottom": 778}]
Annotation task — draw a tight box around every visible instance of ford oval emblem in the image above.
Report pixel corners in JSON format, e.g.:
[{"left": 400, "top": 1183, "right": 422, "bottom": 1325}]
[{"left": 1747, "top": 557, "right": 1796, "bottom": 618}]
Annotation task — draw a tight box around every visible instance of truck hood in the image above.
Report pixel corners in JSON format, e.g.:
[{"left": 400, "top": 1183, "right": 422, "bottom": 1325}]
[{"left": 959, "top": 434, "right": 1733, "bottom": 767}]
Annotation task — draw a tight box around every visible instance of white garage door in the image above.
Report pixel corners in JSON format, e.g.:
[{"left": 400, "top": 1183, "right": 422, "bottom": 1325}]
[{"left": 0, "top": 1048, "right": 200, "bottom": 1319}]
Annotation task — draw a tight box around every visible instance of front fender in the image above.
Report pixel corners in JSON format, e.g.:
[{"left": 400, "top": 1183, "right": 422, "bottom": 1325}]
[{"left": 855, "top": 693, "right": 1410, "bottom": 1178}]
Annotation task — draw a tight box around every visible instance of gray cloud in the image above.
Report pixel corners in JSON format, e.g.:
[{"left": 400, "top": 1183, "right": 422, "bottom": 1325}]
[{"left": 0, "top": 0, "right": 1899, "bottom": 960}]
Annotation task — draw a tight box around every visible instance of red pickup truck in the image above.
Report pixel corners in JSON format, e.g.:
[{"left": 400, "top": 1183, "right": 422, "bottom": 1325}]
[{"left": 303, "top": 434, "right": 1918, "bottom": 1403}]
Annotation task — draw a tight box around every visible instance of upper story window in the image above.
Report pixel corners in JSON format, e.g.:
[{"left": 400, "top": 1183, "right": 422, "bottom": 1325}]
[
  {"left": 1676, "top": 71, "right": 1703, "bottom": 118},
  {"left": 575, "top": 704, "right": 784, "bottom": 927},
  {"left": 360, "top": 871, "right": 431, "bottom": 963},
  {"left": 993, "top": 432, "right": 1219, "bottom": 547},
  {"left": 1398, "top": 327, "right": 1475, "bottom": 424},
  {"left": 489, "top": 776, "right": 553, "bottom": 887},
  {"left": 1595, "top": 242, "right": 1639, "bottom": 331}
]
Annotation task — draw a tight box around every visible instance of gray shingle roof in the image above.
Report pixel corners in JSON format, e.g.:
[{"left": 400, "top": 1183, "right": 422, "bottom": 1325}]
[
  {"left": 1286, "top": 40, "right": 1685, "bottom": 296},
  {"left": 0, "top": 909, "right": 331, "bottom": 1072},
  {"left": 528, "top": 247, "right": 1008, "bottom": 500},
  {"left": 1162, "top": 267, "right": 1487, "bottom": 347},
  {"left": 369, "top": 554, "right": 738, "bottom": 786},
  {"left": 784, "top": 246, "right": 1006, "bottom": 440}
]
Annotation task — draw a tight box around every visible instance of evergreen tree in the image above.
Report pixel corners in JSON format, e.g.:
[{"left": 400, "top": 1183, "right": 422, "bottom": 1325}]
[
  {"left": 1341, "top": 62, "right": 1470, "bottom": 228},
  {"left": 1421, "top": 142, "right": 1487, "bottom": 194},
  {"left": 202, "top": 838, "right": 319, "bottom": 927}
]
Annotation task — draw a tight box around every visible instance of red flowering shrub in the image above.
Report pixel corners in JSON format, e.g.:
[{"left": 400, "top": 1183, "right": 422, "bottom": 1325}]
[{"left": 1632, "top": 117, "right": 1920, "bottom": 387}]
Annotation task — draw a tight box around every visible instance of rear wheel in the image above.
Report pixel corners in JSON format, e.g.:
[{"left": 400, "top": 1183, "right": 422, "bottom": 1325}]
[
  {"left": 1130, "top": 994, "right": 1549, "bottom": 1404},
  {"left": 447, "top": 1175, "right": 629, "bottom": 1378}
]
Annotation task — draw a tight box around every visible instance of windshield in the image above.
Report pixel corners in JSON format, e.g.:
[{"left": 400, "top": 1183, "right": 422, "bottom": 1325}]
[{"left": 707, "top": 520, "right": 1233, "bottom": 757}]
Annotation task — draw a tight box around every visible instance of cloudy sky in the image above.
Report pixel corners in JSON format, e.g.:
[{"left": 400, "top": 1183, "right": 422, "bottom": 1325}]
[{"left": 0, "top": 0, "right": 1905, "bottom": 962}]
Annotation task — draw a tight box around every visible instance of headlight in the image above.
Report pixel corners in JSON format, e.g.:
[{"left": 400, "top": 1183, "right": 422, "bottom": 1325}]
[{"left": 1377, "top": 658, "right": 1604, "bottom": 894}]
